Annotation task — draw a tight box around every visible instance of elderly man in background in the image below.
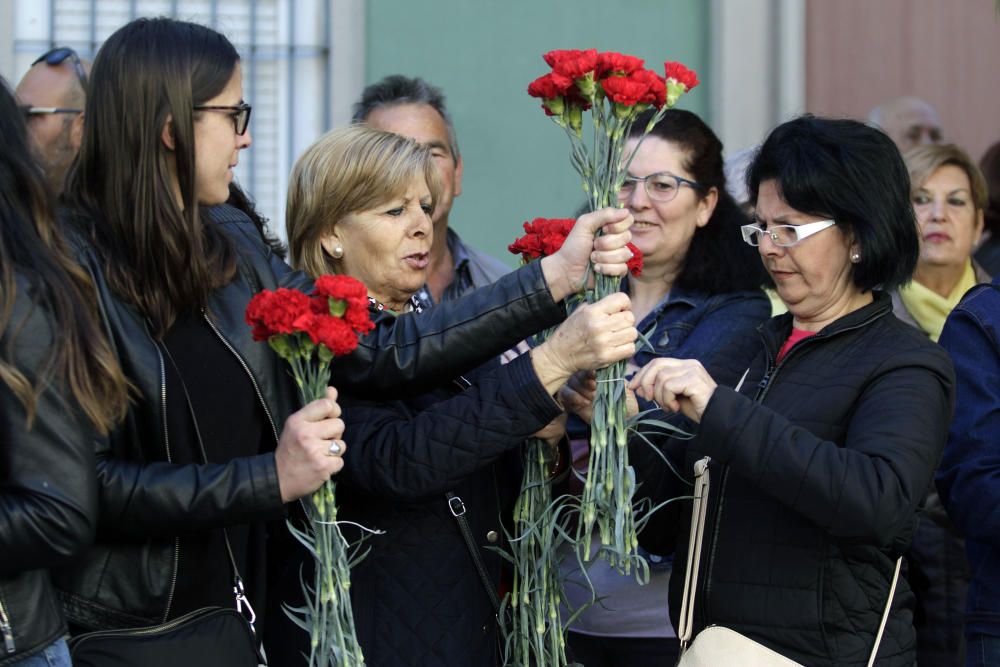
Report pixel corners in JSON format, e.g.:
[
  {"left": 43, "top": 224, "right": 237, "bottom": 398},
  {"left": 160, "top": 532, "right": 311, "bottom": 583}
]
[
  {"left": 868, "top": 95, "right": 944, "bottom": 154},
  {"left": 353, "top": 75, "right": 509, "bottom": 310},
  {"left": 16, "top": 47, "right": 89, "bottom": 193}
]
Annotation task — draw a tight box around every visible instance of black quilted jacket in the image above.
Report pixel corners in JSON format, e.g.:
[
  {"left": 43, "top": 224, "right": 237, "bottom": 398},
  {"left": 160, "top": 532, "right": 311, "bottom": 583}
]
[
  {"left": 270, "top": 353, "right": 561, "bottom": 666},
  {"left": 638, "top": 292, "right": 955, "bottom": 666}
]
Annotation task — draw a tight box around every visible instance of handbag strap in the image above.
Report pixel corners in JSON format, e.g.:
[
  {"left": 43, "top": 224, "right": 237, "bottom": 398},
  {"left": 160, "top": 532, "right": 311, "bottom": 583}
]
[
  {"left": 677, "top": 457, "right": 711, "bottom": 649},
  {"left": 676, "top": 370, "right": 904, "bottom": 663},
  {"left": 868, "top": 556, "right": 902, "bottom": 667},
  {"left": 446, "top": 491, "right": 502, "bottom": 614}
]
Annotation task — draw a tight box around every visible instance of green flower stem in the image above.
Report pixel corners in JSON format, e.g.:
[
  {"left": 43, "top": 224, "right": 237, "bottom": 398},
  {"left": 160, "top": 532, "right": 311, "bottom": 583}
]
[{"left": 276, "top": 337, "right": 365, "bottom": 667}]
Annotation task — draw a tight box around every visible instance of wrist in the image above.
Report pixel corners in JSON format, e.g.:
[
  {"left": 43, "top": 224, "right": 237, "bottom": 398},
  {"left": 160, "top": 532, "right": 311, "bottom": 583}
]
[
  {"left": 540, "top": 255, "right": 573, "bottom": 302},
  {"left": 530, "top": 343, "right": 570, "bottom": 395}
]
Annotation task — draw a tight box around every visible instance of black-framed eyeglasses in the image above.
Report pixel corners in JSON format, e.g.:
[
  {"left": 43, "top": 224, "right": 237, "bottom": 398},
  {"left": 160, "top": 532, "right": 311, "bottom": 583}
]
[
  {"left": 193, "top": 103, "right": 252, "bottom": 135},
  {"left": 617, "top": 171, "right": 703, "bottom": 203},
  {"left": 32, "top": 47, "right": 88, "bottom": 93}
]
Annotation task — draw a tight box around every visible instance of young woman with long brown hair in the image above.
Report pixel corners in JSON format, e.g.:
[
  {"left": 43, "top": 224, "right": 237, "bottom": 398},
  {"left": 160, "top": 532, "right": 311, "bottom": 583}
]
[{"left": 0, "top": 76, "right": 127, "bottom": 666}]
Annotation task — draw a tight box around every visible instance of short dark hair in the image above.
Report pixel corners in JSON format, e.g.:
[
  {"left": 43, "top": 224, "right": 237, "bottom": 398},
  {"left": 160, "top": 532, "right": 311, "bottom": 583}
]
[
  {"left": 352, "top": 74, "right": 460, "bottom": 162},
  {"left": 746, "top": 115, "right": 918, "bottom": 292},
  {"left": 629, "top": 109, "right": 767, "bottom": 294}
]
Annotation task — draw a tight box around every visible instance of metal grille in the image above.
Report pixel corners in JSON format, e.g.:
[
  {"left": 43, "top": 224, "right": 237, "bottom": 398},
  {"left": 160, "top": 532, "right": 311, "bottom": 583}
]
[{"left": 12, "top": 0, "right": 332, "bottom": 240}]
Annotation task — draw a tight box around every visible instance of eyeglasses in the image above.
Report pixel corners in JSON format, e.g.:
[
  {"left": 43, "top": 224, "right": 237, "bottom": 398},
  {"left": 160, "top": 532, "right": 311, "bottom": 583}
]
[
  {"left": 32, "top": 47, "right": 88, "bottom": 92},
  {"left": 193, "top": 103, "right": 252, "bottom": 135},
  {"left": 617, "top": 171, "right": 702, "bottom": 203},
  {"left": 740, "top": 219, "right": 837, "bottom": 247},
  {"left": 20, "top": 105, "right": 83, "bottom": 117}
]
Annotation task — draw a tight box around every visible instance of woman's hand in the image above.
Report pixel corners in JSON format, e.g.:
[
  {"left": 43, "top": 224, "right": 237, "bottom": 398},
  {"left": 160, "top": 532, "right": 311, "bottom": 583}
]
[
  {"left": 541, "top": 208, "right": 634, "bottom": 301},
  {"left": 534, "top": 413, "right": 568, "bottom": 448},
  {"left": 560, "top": 371, "right": 596, "bottom": 423},
  {"left": 530, "top": 293, "right": 637, "bottom": 394},
  {"left": 629, "top": 358, "right": 717, "bottom": 423},
  {"left": 274, "top": 386, "right": 346, "bottom": 502}
]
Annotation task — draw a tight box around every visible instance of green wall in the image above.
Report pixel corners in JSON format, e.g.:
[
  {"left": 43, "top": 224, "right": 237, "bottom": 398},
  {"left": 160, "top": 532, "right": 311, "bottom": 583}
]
[{"left": 366, "top": 0, "right": 709, "bottom": 267}]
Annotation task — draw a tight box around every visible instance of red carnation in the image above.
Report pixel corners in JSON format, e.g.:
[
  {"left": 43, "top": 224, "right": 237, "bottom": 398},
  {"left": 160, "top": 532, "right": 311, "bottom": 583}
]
[
  {"left": 601, "top": 75, "right": 648, "bottom": 107},
  {"left": 314, "top": 274, "right": 367, "bottom": 301},
  {"left": 664, "top": 61, "right": 699, "bottom": 90},
  {"left": 527, "top": 72, "right": 575, "bottom": 100},
  {"left": 626, "top": 242, "right": 643, "bottom": 277},
  {"left": 308, "top": 316, "right": 359, "bottom": 356},
  {"left": 509, "top": 218, "right": 576, "bottom": 263},
  {"left": 245, "top": 288, "right": 314, "bottom": 341},
  {"left": 631, "top": 69, "right": 667, "bottom": 108},
  {"left": 543, "top": 49, "right": 598, "bottom": 80},
  {"left": 597, "top": 52, "right": 644, "bottom": 77}
]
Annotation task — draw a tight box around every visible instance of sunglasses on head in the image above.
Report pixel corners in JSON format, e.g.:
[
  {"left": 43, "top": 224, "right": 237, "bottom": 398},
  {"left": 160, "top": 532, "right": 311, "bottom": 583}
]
[{"left": 32, "top": 47, "right": 88, "bottom": 92}]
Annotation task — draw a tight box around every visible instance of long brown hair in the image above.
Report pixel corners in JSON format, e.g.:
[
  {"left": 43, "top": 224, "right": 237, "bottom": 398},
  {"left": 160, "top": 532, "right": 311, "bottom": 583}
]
[
  {"left": 0, "top": 78, "right": 127, "bottom": 433},
  {"left": 65, "top": 17, "right": 237, "bottom": 337}
]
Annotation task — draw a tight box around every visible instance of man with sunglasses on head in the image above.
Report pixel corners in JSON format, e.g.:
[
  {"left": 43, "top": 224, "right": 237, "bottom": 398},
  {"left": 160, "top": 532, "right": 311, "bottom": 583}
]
[{"left": 16, "top": 47, "right": 89, "bottom": 194}]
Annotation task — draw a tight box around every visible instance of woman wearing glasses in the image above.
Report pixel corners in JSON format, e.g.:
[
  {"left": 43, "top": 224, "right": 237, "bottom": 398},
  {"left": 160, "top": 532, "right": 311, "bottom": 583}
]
[
  {"left": 559, "top": 109, "right": 769, "bottom": 667},
  {"left": 52, "top": 16, "right": 634, "bottom": 640},
  {"left": 630, "top": 116, "right": 955, "bottom": 666}
]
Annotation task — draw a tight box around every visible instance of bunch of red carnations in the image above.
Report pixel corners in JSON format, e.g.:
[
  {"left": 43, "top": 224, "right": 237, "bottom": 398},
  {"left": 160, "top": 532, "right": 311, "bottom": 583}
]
[
  {"left": 246, "top": 274, "right": 374, "bottom": 666},
  {"left": 527, "top": 49, "right": 698, "bottom": 577},
  {"left": 504, "top": 218, "right": 643, "bottom": 666}
]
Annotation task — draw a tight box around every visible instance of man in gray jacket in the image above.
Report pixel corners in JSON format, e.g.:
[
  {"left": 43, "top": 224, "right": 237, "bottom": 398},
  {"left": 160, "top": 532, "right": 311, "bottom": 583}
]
[{"left": 353, "top": 75, "right": 509, "bottom": 310}]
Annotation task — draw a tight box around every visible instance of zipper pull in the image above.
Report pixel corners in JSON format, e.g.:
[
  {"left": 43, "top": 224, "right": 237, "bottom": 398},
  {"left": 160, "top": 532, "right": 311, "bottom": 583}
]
[{"left": 0, "top": 603, "right": 15, "bottom": 654}]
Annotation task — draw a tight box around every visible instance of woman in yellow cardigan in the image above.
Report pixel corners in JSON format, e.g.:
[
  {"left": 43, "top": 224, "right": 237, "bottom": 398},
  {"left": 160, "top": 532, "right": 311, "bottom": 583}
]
[{"left": 893, "top": 142, "right": 991, "bottom": 667}]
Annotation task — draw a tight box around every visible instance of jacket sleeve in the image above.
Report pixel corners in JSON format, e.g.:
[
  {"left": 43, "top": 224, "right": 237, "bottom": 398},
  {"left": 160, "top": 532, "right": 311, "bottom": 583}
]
[
  {"left": 936, "top": 293, "right": 1000, "bottom": 548},
  {"left": 92, "top": 448, "right": 286, "bottom": 539},
  {"left": 0, "top": 298, "right": 98, "bottom": 574},
  {"left": 338, "top": 353, "right": 562, "bottom": 501},
  {"left": 330, "top": 261, "right": 566, "bottom": 398},
  {"left": 697, "top": 346, "right": 955, "bottom": 546}
]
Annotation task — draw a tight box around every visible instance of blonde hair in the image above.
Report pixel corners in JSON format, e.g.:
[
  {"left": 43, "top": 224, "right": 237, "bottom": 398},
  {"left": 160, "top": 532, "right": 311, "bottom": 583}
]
[
  {"left": 904, "top": 143, "right": 988, "bottom": 212},
  {"left": 286, "top": 125, "right": 441, "bottom": 277}
]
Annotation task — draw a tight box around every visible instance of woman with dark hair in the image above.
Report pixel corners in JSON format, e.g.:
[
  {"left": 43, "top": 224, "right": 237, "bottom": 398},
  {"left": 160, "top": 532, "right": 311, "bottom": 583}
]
[
  {"left": 53, "top": 16, "right": 635, "bottom": 638},
  {"left": 976, "top": 140, "right": 1000, "bottom": 275},
  {"left": 631, "top": 115, "right": 955, "bottom": 665},
  {"left": 559, "top": 109, "right": 769, "bottom": 666},
  {"left": 0, "top": 77, "right": 128, "bottom": 665}
]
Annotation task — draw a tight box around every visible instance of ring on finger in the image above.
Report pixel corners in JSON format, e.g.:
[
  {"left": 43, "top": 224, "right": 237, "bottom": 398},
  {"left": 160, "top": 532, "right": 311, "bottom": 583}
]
[{"left": 327, "top": 440, "right": 342, "bottom": 457}]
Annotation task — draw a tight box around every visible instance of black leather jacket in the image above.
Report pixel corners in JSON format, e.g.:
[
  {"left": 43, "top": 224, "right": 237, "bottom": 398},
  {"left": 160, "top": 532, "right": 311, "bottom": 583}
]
[
  {"left": 1, "top": 274, "right": 99, "bottom": 665},
  {"left": 54, "top": 205, "right": 565, "bottom": 631}
]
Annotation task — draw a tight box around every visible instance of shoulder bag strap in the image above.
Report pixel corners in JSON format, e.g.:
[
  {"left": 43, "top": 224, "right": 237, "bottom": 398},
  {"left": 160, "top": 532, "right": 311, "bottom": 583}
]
[
  {"left": 677, "top": 457, "right": 711, "bottom": 650},
  {"left": 446, "top": 492, "right": 502, "bottom": 614},
  {"left": 867, "top": 556, "right": 902, "bottom": 667}
]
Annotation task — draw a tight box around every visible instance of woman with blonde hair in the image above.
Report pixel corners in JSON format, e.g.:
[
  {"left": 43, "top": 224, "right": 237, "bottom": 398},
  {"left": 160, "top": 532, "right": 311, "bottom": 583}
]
[
  {"left": 894, "top": 143, "right": 990, "bottom": 666},
  {"left": 275, "top": 124, "right": 639, "bottom": 666}
]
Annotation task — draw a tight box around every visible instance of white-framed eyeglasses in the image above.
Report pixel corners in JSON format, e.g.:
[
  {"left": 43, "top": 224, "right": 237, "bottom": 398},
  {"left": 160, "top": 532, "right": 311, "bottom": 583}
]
[{"left": 740, "top": 219, "right": 837, "bottom": 248}]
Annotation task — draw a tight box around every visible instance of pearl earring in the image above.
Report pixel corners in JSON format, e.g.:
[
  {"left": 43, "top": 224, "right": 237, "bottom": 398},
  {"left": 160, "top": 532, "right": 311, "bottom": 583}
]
[
  {"left": 331, "top": 244, "right": 344, "bottom": 259},
  {"left": 850, "top": 252, "right": 860, "bottom": 263}
]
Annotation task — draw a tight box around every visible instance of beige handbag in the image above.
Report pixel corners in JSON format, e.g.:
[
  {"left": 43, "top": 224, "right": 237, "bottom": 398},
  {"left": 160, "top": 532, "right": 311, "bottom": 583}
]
[{"left": 675, "top": 456, "right": 902, "bottom": 667}]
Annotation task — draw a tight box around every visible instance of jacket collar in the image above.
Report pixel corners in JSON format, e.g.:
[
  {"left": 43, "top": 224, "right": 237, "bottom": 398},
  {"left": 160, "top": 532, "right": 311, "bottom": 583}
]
[{"left": 759, "top": 290, "right": 892, "bottom": 359}]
